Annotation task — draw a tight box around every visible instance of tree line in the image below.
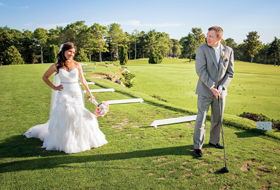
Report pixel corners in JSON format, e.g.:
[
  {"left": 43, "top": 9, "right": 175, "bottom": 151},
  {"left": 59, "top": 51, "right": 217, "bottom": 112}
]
[{"left": 1, "top": 21, "right": 279, "bottom": 65}]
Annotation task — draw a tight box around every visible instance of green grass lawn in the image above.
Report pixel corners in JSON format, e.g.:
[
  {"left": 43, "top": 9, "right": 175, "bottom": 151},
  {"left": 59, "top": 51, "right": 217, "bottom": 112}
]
[
  {"left": 1, "top": 63, "right": 280, "bottom": 189},
  {"left": 96, "top": 58, "right": 280, "bottom": 120}
]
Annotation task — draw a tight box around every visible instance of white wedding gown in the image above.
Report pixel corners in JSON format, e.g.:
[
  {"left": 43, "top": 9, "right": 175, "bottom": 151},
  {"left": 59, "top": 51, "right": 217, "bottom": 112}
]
[{"left": 24, "top": 68, "right": 107, "bottom": 153}]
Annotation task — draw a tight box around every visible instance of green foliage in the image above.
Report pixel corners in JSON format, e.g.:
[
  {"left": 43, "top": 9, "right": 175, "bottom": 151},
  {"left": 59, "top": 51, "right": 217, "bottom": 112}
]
[
  {"left": 3, "top": 45, "right": 24, "bottom": 65},
  {"left": 119, "top": 45, "right": 128, "bottom": 65},
  {"left": 75, "top": 48, "right": 89, "bottom": 62},
  {"left": 268, "top": 37, "right": 280, "bottom": 65},
  {"left": 181, "top": 33, "right": 198, "bottom": 62},
  {"left": 239, "top": 112, "right": 280, "bottom": 129},
  {"left": 121, "top": 71, "right": 135, "bottom": 88},
  {"left": 47, "top": 45, "right": 59, "bottom": 63},
  {"left": 244, "top": 31, "right": 262, "bottom": 63},
  {"left": 148, "top": 47, "right": 163, "bottom": 64}
]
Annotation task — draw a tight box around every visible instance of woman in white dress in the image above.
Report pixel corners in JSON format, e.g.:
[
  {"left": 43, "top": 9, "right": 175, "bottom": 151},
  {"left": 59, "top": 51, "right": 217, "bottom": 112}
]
[{"left": 24, "top": 42, "right": 107, "bottom": 154}]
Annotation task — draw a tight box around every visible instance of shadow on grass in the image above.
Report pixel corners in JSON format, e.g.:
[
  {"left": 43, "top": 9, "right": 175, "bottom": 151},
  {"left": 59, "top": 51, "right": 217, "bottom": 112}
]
[
  {"left": 234, "top": 131, "right": 262, "bottom": 138},
  {"left": 0, "top": 135, "right": 195, "bottom": 174}
]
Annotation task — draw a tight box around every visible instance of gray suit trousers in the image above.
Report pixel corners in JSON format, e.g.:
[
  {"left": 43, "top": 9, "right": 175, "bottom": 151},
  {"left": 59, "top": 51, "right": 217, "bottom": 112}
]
[{"left": 193, "top": 95, "right": 226, "bottom": 149}]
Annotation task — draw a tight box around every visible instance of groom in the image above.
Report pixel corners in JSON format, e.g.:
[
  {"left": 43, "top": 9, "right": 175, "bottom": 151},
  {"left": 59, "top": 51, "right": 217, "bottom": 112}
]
[{"left": 193, "top": 26, "right": 234, "bottom": 157}]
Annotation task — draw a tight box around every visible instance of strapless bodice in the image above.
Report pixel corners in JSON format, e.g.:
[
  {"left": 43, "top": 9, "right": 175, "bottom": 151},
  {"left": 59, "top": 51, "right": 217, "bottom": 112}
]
[{"left": 58, "top": 68, "right": 79, "bottom": 83}]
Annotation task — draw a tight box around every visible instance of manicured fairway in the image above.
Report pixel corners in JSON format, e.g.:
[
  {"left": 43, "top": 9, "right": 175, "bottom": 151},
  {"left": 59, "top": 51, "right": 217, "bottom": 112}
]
[{"left": 1, "top": 63, "right": 280, "bottom": 189}]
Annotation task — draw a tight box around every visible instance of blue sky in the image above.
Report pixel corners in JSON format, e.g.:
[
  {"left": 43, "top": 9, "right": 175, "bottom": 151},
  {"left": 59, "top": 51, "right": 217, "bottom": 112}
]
[{"left": 1, "top": 0, "right": 279, "bottom": 44}]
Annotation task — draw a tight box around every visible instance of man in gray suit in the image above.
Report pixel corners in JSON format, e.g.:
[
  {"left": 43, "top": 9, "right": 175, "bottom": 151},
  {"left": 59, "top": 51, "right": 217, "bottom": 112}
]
[{"left": 193, "top": 26, "right": 234, "bottom": 157}]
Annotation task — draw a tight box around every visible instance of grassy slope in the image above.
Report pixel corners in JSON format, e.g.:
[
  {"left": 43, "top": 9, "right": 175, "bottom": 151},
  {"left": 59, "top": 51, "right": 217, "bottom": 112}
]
[
  {"left": 103, "top": 58, "right": 280, "bottom": 120},
  {"left": 0, "top": 63, "right": 280, "bottom": 189}
]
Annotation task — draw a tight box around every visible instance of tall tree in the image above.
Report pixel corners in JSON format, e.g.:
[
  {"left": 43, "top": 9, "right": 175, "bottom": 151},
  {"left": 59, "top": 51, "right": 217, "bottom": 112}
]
[
  {"left": 107, "top": 23, "right": 126, "bottom": 60},
  {"left": 3, "top": 45, "right": 24, "bottom": 65},
  {"left": 244, "top": 31, "right": 262, "bottom": 63},
  {"left": 171, "top": 39, "right": 182, "bottom": 58},
  {"left": 132, "top": 29, "right": 139, "bottom": 59},
  {"left": 181, "top": 33, "right": 199, "bottom": 62},
  {"left": 120, "top": 45, "right": 128, "bottom": 65},
  {"left": 89, "top": 23, "right": 108, "bottom": 62},
  {"left": 191, "top": 28, "right": 205, "bottom": 46},
  {"left": 61, "top": 21, "right": 86, "bottom": 45},
  {"left": 21, "top": 30, "right": 36, "bottom": 64},
  {"left": 225, "top": 38, "right": 237, "bottom": 50},
  {"left": 268, "top": 37, "right": 280, "bottom": 66},
  {"left": 34, "top": 28, "right": 48, "bottom": 63}
]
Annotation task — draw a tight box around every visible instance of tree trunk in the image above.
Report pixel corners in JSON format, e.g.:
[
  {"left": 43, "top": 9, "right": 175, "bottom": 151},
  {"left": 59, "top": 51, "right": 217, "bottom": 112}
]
[
  {"left": 189, "top": 53, "right": 192, "bottom": 62},
  {"left": 274, "top": 60, "right": 276, "bottom": 66},
  {"left": 251, "top": 57, "right": 253, "bottom": 63},
  {"left": 41, "top": 46, "right": 43, "bottom": 63},
  {"left": 129, "top": 48, "right": 130, "bottom": 60},
  {"left": 89, "top": 54, "right": 91, "bottom": 62},
  {"left": 135, "top": 39, "right": 137, "bottom": 59},
  {"left": 99, "top": 50, "right": 102, "bottom": 62}
]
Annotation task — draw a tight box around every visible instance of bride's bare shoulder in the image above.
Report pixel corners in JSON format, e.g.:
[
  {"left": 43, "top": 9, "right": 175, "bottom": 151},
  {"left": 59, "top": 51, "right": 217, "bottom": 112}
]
[{"left": 73, "top": 61, "right": 82, "bottom": 69}]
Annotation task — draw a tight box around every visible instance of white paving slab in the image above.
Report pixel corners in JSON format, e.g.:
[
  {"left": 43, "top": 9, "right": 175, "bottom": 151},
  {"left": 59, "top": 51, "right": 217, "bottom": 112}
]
[
  {"left": 106, "top": 98, "right": 144, "bottom": 105},
  {"left": 83, "top": 89, "right": 115, "bottom": 93},
  {"left": 150, "top": 115, "right": 197, "bottom": 128},
  {"left": 79, "top": 82, "right": 95, "bottom": 85}
]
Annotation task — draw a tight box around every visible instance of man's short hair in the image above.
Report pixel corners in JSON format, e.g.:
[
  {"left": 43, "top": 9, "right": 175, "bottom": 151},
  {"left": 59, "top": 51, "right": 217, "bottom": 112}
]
[{"left": 208, "top": 26, "right": 223, "bottom": 38}]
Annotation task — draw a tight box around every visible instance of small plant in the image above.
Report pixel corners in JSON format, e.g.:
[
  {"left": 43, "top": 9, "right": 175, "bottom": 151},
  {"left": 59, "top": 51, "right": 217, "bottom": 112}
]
[{"left": 121, "top": 72, "right": 135, "bottom": 88}]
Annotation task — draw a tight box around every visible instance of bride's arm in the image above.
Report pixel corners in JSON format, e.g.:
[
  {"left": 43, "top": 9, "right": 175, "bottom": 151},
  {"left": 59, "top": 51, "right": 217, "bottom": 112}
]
[
  {"left": 42, "top": 64, "right": 63, "bottom": 91},
  {"left": 76, "top": 63, "right": 94, "bottom": 101}
]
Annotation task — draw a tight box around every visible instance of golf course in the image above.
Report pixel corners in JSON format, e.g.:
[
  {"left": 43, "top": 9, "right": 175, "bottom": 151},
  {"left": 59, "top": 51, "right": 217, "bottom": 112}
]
[{"left": 1, "top": 59, "right": 280, "bottom": 189}]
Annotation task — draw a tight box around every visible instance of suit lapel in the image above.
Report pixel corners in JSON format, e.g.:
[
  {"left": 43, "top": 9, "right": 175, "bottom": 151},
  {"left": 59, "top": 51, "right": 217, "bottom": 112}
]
[
  {"left": 218, "top": 44, "right": 226, "bottom": 73},
  {"left": 207, "top": 46, "right": 218, "bottom": 70}
]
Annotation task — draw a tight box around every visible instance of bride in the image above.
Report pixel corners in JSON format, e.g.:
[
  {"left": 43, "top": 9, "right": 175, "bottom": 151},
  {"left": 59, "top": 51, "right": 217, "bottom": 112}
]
[{"left": 24, "top": 42, "right": 107, "bottom": 154}]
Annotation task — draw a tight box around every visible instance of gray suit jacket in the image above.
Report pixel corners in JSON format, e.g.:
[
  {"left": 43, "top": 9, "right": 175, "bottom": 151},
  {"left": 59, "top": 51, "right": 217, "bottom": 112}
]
[{"left": 195, "top": 44, "right": 234, "bottom": 97}]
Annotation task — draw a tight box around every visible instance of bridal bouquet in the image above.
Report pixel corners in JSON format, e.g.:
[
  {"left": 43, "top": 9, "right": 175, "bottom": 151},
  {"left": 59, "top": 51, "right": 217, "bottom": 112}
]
[{"left": 89, "top": 98, "right": 109, "bottom": 117}]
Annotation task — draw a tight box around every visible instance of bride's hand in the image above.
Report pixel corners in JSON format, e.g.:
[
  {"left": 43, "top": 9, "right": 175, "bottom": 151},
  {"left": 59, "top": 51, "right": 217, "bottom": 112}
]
[
  {"left": 54, "top": 84, "right": 63, "bottom": 91},
  {"left": 88, "top": 94, "right": 95, "bottom": 102}
]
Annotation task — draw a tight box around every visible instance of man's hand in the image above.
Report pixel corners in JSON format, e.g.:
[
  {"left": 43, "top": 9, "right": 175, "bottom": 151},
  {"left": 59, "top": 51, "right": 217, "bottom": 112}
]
[{"left": 211, "top": 87, "right": 221, "bottom": 100}]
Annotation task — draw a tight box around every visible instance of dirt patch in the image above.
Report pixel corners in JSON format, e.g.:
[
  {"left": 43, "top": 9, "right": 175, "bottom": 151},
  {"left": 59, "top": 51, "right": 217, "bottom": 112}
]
[
  {"left": 195, "top": 163, "right": 208, "bottom": 167},
  {"left": 186, "top": 123, "right": 194, "bottom": 128},
  {"left": 157, "top": 177, "right": 165, "bottom": 180},
  {"left": 258, "top": 165, "right": 267, "bottom": 168},
  {"left": 202, "top": 173, "right": 209, "bottom": 177},
  {"left": 153, "top": 157, "right": 166, "bottom": 162},
  {"left": 208, "top": 167, "right": 215, "bottom": 171},
  {"left": 182, "top": 173, "right": 193, "bottom": 178},
  {"left": 182, "top": 162, "right": 188, "bottom": 165},
  {"left": 168, "top": 169, "right": 178, "bottom": 174},
  {"left": 131, "top": 125, "right": 140, "bottom": 128},
  {"left": 231, "top": 175, "right": 237, "bottom": 179},
  {"left": 135, "top": 136, "right": 141, "bottom": 139},
  {"left": 156, "top": 160, "right": 176, "bottom": 167},
  {"left": 89, "top": 73, "right": 109, "bottom": 78},
  {"left": 170, "top": 135, "right": 182, "bottom": 139},
  {"left": 263, "top": 147, "right": 270, "bottom": 150},
  {"left": 260, "top": 182, "right": 270, "bottom": 190},
  {"left": 126, "top": 134, "right": 132, "bottom": 136},
  {"left": 221, "top": 186, "right": 231, "bottom": 190},
  {"left": 204, "top": 152, "right": 211, "bottom": 156},
  {"left": 192, "top": 184, "right": 200, "bottom": 188},
  {"left": 148, "top": 173, "right": 155, "bottom": 176},
  {"left": 254, "top": 178, "right": 259, "bottom": 183},
  {"left": 275, "top": 149, "right": 280, "bottom": 152},
  {"left": 241, "top": 164, "right": 250, "bottom": 171}
]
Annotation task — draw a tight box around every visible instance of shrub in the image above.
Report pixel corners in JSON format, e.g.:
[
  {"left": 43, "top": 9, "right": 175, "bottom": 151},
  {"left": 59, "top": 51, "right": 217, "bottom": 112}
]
[
  {"left": 121, "top": 72, "right": 135, "bottom": 88},
  {"left": 149, "top": 47, "right": 163, "bottom": 64},
  {"left": 120, "top": 45, "right": 128, "bottom": 65},
  {"left": 47, "top": 45, "right": 59, "bottom": 63},
  {"left": 75, "top": 48, "right": 89, "bottom": 62},
  {"left": 3, "top": 46, "right": 24, "bottom": 65}
]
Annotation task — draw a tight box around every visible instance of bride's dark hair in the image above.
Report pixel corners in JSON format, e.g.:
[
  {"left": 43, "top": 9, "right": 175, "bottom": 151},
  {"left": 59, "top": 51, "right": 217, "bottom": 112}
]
[{"left": 56, "top": 42, "right": 77, "bottom": 73}]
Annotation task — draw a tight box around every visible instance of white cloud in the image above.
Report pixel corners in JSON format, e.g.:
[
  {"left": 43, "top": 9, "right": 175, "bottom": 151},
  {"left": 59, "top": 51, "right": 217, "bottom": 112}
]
[
  {"left": 0, "top": 3, "right": 4, "bottom": 6},
  {"left": 20, "top": 6, "right": 29, "bottom": 9}
]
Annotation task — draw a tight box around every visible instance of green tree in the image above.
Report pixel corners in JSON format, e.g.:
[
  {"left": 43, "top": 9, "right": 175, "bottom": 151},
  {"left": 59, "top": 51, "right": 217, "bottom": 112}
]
[
  {"left": 21, "top": 30, "right": 36, "bottom": 64},
  {"left": 75, "top": 48, "right": 89, "bottom": 62},
  {"left": 225, "top": 38, "right": 238, "bottom": 50},
  {"left": 3, "top": 45, "right": 24, "bottom": 65},
  {"left": 34, "top": 28, "right": 48, "bottom": 63},
  {"left": 107, "top": 23, "right": 126, "bottom": 60},
  {"left": 47, "top": 28, "right": 61, "bottom": 46},
  {"left": 244, "top": 31, "right": 262, "bottom": 63},
  {"left": 171, "top": 39, "right": 182, "bottom": 58},
  {"left": 182, "top": 33, "right": 198, "bottom": 62},
  {"left": 132, "top": 29, "right": 139, "bottom": 59},
  {"left": 60, "top": 21, "right": 86, "bottom": 45},
  {"left": 220, "top": 39, "right": 227, "bottom": 45},
  {"left": 47, "top": 44, "right": 59, "bottom": 63},
  {"left": 89, "top": 23, "right": 108, "bottom": 62},
  {"left": 149, "top": 47, "right": 163, "bottom": 64},
  {"left": 191, "top": 28, "right": 205, "bottom": 46},
  {"left": 120, "top": 45, "right": 128, "bottom": 65},
  {"left": 268, "top": 37, "right": 280, "bottom": 66}
]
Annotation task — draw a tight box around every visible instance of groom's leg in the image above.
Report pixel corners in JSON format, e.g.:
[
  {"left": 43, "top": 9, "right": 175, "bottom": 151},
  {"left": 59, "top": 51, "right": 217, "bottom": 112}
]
[
  {"left": 209, "top": 96, "right": 226, "bottom": 144},
  {"left": 193, "top": 96, "right": 212, "bottom": 149}
]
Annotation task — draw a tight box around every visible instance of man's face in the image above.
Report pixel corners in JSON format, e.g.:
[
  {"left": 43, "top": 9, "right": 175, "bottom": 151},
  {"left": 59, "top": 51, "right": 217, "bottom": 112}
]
[{"left": 207, "top": 30, "right": 220, "bottom": 47}]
